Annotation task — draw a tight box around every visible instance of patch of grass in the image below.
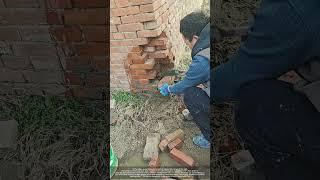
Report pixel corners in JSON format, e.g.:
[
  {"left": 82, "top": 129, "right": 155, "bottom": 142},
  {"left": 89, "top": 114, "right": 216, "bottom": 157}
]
[
  {"left": 0, "top": 95, "right": 108, "bottom": 180},
  {"left": 112, "top": 90, "right": 144, "bottom": 106}
]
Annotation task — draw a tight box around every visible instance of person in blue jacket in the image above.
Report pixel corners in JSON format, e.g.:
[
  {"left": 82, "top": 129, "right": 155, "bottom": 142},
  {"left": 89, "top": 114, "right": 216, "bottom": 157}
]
[
  {"left": 158, "top": 11, "right": 211, "bottom": 149},
  {"left": 212, "top": 0, "right": 320, "bottom": 179}
]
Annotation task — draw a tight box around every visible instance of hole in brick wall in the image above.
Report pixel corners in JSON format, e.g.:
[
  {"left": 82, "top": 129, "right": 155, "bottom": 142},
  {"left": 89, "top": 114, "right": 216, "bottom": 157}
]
[{"left": 125, "top": 32, "right": 175, "bottom": 93}]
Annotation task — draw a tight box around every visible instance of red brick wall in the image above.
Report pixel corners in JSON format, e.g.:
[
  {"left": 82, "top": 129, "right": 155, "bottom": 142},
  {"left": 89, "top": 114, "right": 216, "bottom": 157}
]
[
  {"left": 110, "top": 0, "right": 203, "bottom": 92},
  {"left": 0, "top": 0, "right": 108, "bottom": 99}
]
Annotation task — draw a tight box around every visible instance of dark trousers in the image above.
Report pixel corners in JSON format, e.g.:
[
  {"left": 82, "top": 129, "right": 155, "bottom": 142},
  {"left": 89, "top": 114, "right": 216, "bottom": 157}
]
[
  {"left": 235, "top": 79, "right": 320, "bottom": 180},
  {"left": 183, "top": 87, "right": 211, "bottom": 141}
]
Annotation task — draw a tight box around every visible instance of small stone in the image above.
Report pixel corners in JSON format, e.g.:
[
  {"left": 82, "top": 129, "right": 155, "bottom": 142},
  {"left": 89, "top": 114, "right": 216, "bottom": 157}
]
[
  {"left": 182, "top": 109, "right": 193, "bottom": 121},
  {"left": 110, "top": 99, "right": 115, "bottom": 109},
  {"left": 231, "top": 150, "right": 255, "bottom": 171}
]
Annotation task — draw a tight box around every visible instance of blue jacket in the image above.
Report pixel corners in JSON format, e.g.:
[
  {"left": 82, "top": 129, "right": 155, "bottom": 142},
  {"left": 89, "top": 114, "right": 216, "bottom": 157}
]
[
  {"left": 169, "top": 23, "right": 211, "bottom": 95},
  {"left": 211, "top": 0, "right": 320, "bottom": 102}
]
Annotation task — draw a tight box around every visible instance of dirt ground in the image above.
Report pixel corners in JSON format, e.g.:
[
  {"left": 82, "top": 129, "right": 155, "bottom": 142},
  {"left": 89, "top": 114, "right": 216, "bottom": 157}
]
[{"left": 110, "top": 95, "right": 210, "bottom": 179}]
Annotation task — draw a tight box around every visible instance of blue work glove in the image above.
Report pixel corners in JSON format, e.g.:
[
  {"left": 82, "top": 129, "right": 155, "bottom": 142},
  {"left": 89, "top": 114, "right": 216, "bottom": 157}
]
[{"left": 159, "top": 83, "right": 170, "bottom": 96}]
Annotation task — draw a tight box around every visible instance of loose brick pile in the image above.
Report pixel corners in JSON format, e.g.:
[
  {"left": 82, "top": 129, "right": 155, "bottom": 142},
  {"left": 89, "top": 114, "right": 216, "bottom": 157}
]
[
  {"left": 143, "top": 129, "right": 196, "bottom": 175},
  {"left": 0, "top": 0, "right": 107, "bottom": 100},
  {"left": 110, "top": 0, "right": 202, "bottom": 92}
]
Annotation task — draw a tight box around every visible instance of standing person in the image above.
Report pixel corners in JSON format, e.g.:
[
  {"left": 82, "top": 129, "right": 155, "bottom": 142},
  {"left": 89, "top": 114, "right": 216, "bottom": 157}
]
[
  {"left": 211, "top": 0, "right": 320, "bottom": 179},
  {"left": 158, "top": 11, "right": 211, "bottom": 149}
]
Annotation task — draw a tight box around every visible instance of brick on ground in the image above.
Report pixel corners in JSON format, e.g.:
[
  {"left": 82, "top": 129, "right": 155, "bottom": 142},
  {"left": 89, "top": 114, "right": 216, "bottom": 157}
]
[
  {"left": 165, "top": 129, "right": 184, "bottom": 143},
  {"left": 167, "top": 138, "right": 183, "bottom": 150},
  {"left": 0, "top": 120, "right": 18, "bottom": 149},
  {"left": 169, "top": 148, "right": 195, "bottom": 169},
  {"left": 158, "top": 138, "right": 169, "bottom": 152},
  {"left": 148, "top": 154, "right": 160, "bottom": 174},
  {"left": 143, "top": 133, "right": 160, "bottom": 160}
]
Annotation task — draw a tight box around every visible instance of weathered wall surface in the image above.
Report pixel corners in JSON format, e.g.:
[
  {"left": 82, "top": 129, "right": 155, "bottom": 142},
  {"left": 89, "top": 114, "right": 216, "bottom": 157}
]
[
  {"left": 0, "top": 0, "right": 108, "bottom": 100},
  {"left": 110, "top": 0, "right": 203, "bottom": 92}
]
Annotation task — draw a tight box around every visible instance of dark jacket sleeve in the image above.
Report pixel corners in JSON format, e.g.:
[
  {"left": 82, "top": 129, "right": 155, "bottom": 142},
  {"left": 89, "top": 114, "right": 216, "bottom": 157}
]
[{"left": 211, "top": 0, "right": 312, "bottom": 102}]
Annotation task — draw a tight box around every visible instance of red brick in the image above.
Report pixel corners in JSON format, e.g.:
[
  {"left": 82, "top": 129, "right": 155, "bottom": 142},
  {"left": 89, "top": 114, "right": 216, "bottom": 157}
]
[
  {"left": 131, "top": 38, "right": 149, "bottom": 46},
  {"left": 110, "top": 0, "right": 116, "bottom": 8},
  {"left": 148, "top": 154, "right": 160, "bottom": 174},
  {"left": 30, "top": 56, "right": 61, "bottom": 70},
  {"left": 12, "top": 42, "right": 57, "bottom": 56},
  {"left": 66, "top": 56, "right": 91, "bottom": 72},
  {"left": 0, "top": 27, "right": 21, "bottom": 41},
  {"left": 144, "top": 46, "right": 156, "bottom": 52},
  {"left": 131, "top": 46, "right": 143, "bottom": 52},
  {"left": 130, "top": 69, "right": 147, "bottom": 75},
  {"left": 0, "top": 68, "right": 25, "bottom": 82},
  {"left": 0, "top": 9, "right": 47, "bottom": 25},
  {"left": 74, "top": 43, "right": 106, "bottom": 56},
  {"left": 149, "top": 50, "right": 169, "bottom": 59},
  {"left": 144, "top": 20, "right": 160, "bottom": 30},
  {"left": 140, "top": 4, "right": 154, "bottom": 13},
  {"left": 85, "top": 74, "right": 107, "bottom": 87},
  {"left": 130, "top": 53, "right": 148, "bottom": 64},
  {"left": 115, "top": 0, "right": 129, "bottom": 8},
  {"left": 113, "top": 33, "right": 125, "bottom": 40},
  {"left": 23, "top": 70, "right": 64, "bottom": 84},
  {"left": 72, "top": 0, "right": 107, "bottom": 8},
  {"left": 131, "top": 70, "right": 157, "bottom": 80},
  {"left": 137, "top": 79, "right": 149, "bottom": 84},
  {"left": 117, "top": 23, "right": 143, "bottom": 32},
  {"left": 50, "top": 26, "right": 82, "bottom": 42},
  {"left": 2, "top": 56, "right": 31, "bottom": 70},
  {"left": 120, "top": 15, "right": 137, "bottom": 24},
  {"left": 110, "top": 39, "right": 133, "bottom": 46},
  {"left": 83, "top": 26, "right": 107, "bottom": 42},
  {"left": 137, "top": 28, "right": 161, "bottom": 38},
  {"left": 4, "top": 0, "right": 39, "bottom": 7},
  {"left": 92, "top": 56, "right": 108, "bottom": 71},
  {"left": 20, "top": 26, "right": 51, "bottom": 42},
  {"left": 64, "top": 9, "right": 106, "bottom": 25},
  {"left": 110, "top": 17, "right": 121, "bottom": 25},
  {"left": 111, "top": 46, "right": 129, "bottom": 53},
  {"left": 47, "top": 0, "right": 72, "bottom": 8},
  {"left": 135, "top": 13, "right": 156, "bottom": 22},
  {"left": 47, "top": 10, "right": 63, "bottom": 25},
  {"left": 165, "top": 129, "right": 184, "bottom": 143},
  {"left": 65, "top": 73, "right": 82, "bottom": 85},
  {"left": 167, "top": 138, "right": 183, "bottom": 150},
  {"left": 111, "top": 6, "right": 139, "bottom": 17},
  {"left": 130, "top": 59, "right": 155, "bottom": 70},
  {"left": 150, "top": 38, "right": 168, "bottom": 46},
  {"left": 169, "top": 148, "right": 195, "bottom": 169},
  {"left": 129, "top": 0, "right": 153, "bottom": 5},
  {"left": 124, "top": 32, "right": 137, "bottom": 39},
  {"left": 110, "top": 25, "right": 118, "bottom": 32},
  {"left": 159, "top": 139, "right": 169, "bottom": 152}
]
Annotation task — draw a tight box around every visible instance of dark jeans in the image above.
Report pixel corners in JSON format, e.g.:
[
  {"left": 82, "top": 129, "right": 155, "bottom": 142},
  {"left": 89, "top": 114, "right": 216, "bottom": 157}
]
[
  {"left": 235, "top": 79, "right": 320, "bottom": 180},
  {"left": 183, "top": 87, "right": 211, "bottom": 141}
]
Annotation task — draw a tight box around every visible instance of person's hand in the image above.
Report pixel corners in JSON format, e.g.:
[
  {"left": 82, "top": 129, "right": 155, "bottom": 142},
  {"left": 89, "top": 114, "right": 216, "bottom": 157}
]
[
  {"left": 158, "top": 76, "right": 175, "bottom": 89},
  {"left": 159, "top": 83, "right": 170, "bottom": 96}
]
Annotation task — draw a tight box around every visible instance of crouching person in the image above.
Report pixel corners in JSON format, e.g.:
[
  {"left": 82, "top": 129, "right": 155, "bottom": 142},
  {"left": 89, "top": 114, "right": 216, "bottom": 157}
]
[{"left": 158, "top": 11, "right": 211, "bottom": 149}]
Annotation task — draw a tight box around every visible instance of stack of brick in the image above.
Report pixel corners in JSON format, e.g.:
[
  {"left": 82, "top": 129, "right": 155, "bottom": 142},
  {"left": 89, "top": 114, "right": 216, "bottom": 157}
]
[
  {"left": 0, "top": 0, "right": 108, "bottom": 100},
  {"left": 125, "top": 32, "right": 175, "bottom": 93},
  {"left": 158, "top": 129, "right": 196, "bottom": 169},
  {"left": 110, "top": 0, "right": 202, "bottom": 92}
]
